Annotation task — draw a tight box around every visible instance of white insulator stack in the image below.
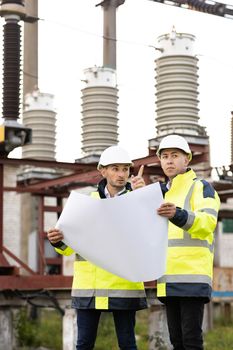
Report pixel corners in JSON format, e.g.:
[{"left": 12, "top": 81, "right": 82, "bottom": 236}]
[
  {"left": 155, "top": 30, "right": 205, "bottom": 137},
  {"left": 22, "top": 90, "right": 56, "bottom": 160},
  {"left": 81, "top": 67, "right": 118, "bottom": 156}
]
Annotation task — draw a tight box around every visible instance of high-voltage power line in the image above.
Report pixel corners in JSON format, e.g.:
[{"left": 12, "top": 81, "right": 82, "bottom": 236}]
[{"left": 149, "top": 0, "right": 233, "bottom": 19}]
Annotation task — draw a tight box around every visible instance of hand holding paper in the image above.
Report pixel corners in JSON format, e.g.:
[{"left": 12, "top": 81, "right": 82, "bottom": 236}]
[{"left": 56, "top": 183, "right": 168, "bottom": 282}]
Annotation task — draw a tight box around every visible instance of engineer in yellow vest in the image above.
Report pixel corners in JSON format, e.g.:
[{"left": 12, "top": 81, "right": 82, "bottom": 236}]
[
  {"left": 155, "top": 134, "right": 220, "bottom": 350},
  {"left": 47, "top": 145, "right": 147, "bottom": 350}
]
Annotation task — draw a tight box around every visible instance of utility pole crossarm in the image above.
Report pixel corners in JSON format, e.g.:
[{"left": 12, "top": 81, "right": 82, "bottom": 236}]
[{"left": 149, "top": 0, "right": 233, "bottom": 19}]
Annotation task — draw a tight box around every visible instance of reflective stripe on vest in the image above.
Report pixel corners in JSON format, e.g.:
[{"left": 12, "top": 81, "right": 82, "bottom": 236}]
[
  {"left": 168, "top": 180, "right": 215, "bottom": 253},
  {"left": 59, "top": 243, "right": 68, "bottom": 251},
  {"left": 71, "top": 289, "right": 146, "bottom": 298},
  {"left": 158, "top": 274, "right": 212, "bottom": 286},
  {"left": 168, "top": 232, "right": 214, "bottom": 253}
]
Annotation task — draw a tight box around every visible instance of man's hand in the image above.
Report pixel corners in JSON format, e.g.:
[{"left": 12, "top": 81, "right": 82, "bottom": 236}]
[
  {"left": 157, "top": 202, "right": 176, "bottom": 219},
  {"left": 131, "top": 165, "right": 145, "bottom": 190},
  {"left": 47, "top": 228, "right": 64, "bottom": 244}
]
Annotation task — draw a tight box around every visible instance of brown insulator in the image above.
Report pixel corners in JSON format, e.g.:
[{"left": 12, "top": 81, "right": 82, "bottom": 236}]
[{"left": 2, "top": 20, "right": 21, "bottom": 120}]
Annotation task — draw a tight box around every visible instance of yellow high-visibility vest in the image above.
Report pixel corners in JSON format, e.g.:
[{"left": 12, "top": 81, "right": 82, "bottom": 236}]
[
  {"left": 55, "top": 191, "right": 146, "bottom": 309},
  {"left": 157, "top": 169, "right": 220, "bottom": 299}
]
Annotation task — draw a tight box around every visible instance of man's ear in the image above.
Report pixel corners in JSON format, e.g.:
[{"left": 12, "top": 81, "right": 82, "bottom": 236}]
[
  {"left": 184, "top": 155, "right": 190, "bottom": 167},
  {"left": 99, "top": 167, "right": 106, "bottom": 178}
]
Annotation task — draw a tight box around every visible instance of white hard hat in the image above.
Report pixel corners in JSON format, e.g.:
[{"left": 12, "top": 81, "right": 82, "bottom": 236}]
[
  {"left": 97, "top": 145, "right": 133, "bottom": 169},
  {"left": 156, "top": 134, "right": 192, "bottom": 161}
]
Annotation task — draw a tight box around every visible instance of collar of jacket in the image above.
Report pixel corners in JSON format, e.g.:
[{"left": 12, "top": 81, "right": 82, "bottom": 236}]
[
  {"left": 97, "top": 178, "right": 132, "bottom": 199},
  {"left": 169, "top": 168, "right": 197, "bottom": 188},
  {"left": 160, "top": 168, "right": 196, "bottom": 195}
]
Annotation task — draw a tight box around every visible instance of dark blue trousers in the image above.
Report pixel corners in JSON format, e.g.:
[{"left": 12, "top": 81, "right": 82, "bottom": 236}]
[
  {"left": 76, "top": 309, "right": 137, "bottom": 350},
  {"left": 165, "top": 297, "right": 205, "bottom": 350}
]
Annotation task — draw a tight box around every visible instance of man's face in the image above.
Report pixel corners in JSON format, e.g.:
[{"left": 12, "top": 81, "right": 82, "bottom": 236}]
[
  {"left": 100, "top": 164, "right": 130, "bottom": 190},
  {"left": 159, "top": 148, "right": 190, "bottom": 179}
]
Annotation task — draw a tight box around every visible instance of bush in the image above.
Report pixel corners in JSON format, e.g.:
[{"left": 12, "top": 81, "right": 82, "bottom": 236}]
[{"left": 14, "top": 307, "right": 62, "bottom": 350}]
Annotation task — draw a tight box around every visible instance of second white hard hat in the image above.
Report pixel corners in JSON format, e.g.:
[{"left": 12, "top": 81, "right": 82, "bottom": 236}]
[
  {"left": 97, "top": 145, "right": 133, "bottom": 170},
  {"left": 156, "top": 134, "right": 192, "bottom": 161}
]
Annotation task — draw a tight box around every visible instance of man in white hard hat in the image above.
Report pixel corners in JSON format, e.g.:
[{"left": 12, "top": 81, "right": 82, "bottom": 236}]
[
  {"left": 47, "top": 145, "right": 147, "bottom": 350},
  {"left": 155, "top": 134, "right": 220, "bottom": 350}
]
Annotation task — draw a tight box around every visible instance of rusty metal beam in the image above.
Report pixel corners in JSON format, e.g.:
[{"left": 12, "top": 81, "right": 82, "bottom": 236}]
[
  {"left": 0, "top": 263, "right": 232, "bottom": 293},
  {"left": 132, "top": 155, "right": 160, "bottom": 167},
  {"left": 2, "top": 152, "right": 211, "bottom": 196},
  {"left": 13, "top": 155, "right": 161, "bottom": 193},
  {"left": 212, "top": 181, "right": 233, "bottom": 191},
  {"left": 3, "top": 186, "right": 70, "bottom": 196},
  {"left": 38, "top": 196, "right": 45, "bottom": 274},
  {"left": 218, "top": 210, "right": 233, "bottom": 219},
  {"left": 0, "top": 275, "right": 72, "bottom": 290},
  {"left": 3, "top": 246, "right": 36, "bottom": 275},
  {"left": 43, "top": 205, "right": 63, "bottom": 213},
  {"left": 17, "top": 169, "right": 101, "bottom": 192},
  {"left": 190, "top": 152, "right": 209, "bottom": 165},
  {"left": 0, "top": 163, "right": 11, "bottom": 268},
  {"left": 211, "top": 181, "right": 233, "bottom": 202},
  {"left": 0, "top": 157, "right": 97, "bottom": 171}
]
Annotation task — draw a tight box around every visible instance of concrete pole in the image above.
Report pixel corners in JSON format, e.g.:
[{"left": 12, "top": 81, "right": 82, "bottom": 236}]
[
  {"left": 0, "top": 308, "right": 13, "bottom": 350},
  {"left": 23, "top": 0, "right": 38, "bottom": 96},
  {"left": 63, "top": 308, "right": 77, "bottom": 350}
]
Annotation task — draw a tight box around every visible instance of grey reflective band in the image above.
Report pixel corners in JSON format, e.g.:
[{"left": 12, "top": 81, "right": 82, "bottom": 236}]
[
  {"left": 168, "top": 231, "right": 214, "bottom": 252},
  {"left": 183, "top": 181, "right": 197, "bottom": 210},
  {"left": 198, "top": 208, "right": 218, "bottom": 218},
  {"left": 181, "top": 181, "right": 197, "bottom": 230},
  {"left": 71, "top": 289, "right": 146, "bottom": 298},
  {"left": 75, "top": 254, "right": 86, "bottom": 261},
  {"left": 158, "top": 274, "right": 212, "bottom": 286},
  {"left": 169, "top": 179, "right": 214, "bottom": 253},
  {"left": 59, "top": 243, "right": 68, "bottom": 251},
  {"left": 182, "top": 211, "right": 195, "bottom": 230}
]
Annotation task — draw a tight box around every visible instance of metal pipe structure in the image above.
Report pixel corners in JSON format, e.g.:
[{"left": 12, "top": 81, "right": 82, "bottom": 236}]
[
  {"left": 23, "top": 0, "right": 38, "bottom": 96},
  {"left": 96, "top": 0, "right": 125, "bottom": 69}
]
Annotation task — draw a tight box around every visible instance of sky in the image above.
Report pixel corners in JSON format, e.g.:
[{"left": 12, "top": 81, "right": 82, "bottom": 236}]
[{"left": 1, "top": 0, "right": 233, "bottom": 168}]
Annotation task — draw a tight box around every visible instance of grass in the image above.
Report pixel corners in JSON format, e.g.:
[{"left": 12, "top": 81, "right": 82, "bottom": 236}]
[
  {"left": 204, "top": 326, "right": 233, "bottom": 350},
  {"left": 14, "top": 307, "right": 233, "bottom": 350},
  {"left": 204, "top": 320, "right": 233, "bottom": 350},
  {"left": 15, "top": 307, "right": 62, "bottom": 350}
]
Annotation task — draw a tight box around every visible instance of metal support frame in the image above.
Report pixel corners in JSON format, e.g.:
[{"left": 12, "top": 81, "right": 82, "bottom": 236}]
[{"left": 0, "top": 144, "right": 231, "bottom": 293}]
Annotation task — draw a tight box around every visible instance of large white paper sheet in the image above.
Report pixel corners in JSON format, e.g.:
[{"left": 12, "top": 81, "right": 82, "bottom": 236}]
[{"left": 56, "top": 183, "right": 168, "bottom": 282}]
